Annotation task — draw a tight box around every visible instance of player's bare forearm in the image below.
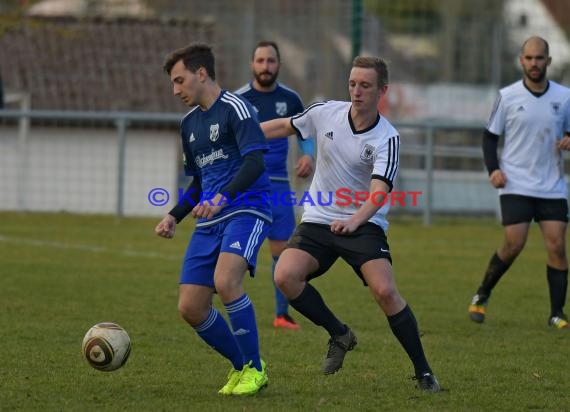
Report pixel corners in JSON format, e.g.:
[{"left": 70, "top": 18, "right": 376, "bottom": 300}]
[
  {"left": 330, "top": 180, "right": 389, "bottom": 234},
  {"left": 352, "top": 179, "right": 391, "bottom": 223},
  {"left": 261, "top": 118, "right": 295, "bottom": 139},
  {"left": 295, "top": 154, "right": 314, "bottom": 178}
]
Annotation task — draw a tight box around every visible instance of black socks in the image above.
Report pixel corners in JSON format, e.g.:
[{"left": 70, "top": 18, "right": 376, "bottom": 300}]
[
  {"left": 547, "top": 265, "right": 568, "bottom": 317},
  {"left": 387, "top": 305, "right": 431, "bottom": 377},
  {"left": 289, "top": 283, "right": 346, "bottom": 336},
  {"left": 477, "top": 252, "right": 512, "bottom": 297}
]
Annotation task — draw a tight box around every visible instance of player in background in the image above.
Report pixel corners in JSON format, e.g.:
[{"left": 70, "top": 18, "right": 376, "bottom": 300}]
[
  {"left": 156, "top": 43, "right": 271, "bottom": 395},
  {"left": 236, "top": 41, "right": 315, "bottom": 330},
  {"left": 468, "top": 36, "right": 570, "bottom": 330},
  {"left": 260, "top": 56, "right": 441, "bottom": 391}
]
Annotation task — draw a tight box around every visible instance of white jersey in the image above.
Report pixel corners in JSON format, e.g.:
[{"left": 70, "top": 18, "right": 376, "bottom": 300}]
[
  {"left": 488, "top": 80, "right": 570, "bottom": 198},
  {"left": 291, "top": 100, "right": 400, "bottom": 232}
]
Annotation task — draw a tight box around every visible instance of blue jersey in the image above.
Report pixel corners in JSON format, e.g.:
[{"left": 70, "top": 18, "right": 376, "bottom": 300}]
[
  {"left": 180, "top": 90, "right": 272, "bottom": 227},
  {"left": 236, "top": 82, "right": 313, "bottom": 181}
]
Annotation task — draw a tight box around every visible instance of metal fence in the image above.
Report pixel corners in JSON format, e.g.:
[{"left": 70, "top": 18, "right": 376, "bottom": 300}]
[{"left": 0, "top": 104, "right": 494, "bottom": 225}]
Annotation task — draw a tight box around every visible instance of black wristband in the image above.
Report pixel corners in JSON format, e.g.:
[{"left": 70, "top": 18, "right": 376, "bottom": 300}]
[
  {"left": 168, "top": 178, "right": 201, "bottom": 223},
  {"left": 168, "top": 204, "right": 193, "bottom": 224}
]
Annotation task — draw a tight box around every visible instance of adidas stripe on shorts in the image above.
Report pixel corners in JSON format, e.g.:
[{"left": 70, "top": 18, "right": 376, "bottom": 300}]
[{"left": 180, "top": 213, "right": 270, "bottom": 287}]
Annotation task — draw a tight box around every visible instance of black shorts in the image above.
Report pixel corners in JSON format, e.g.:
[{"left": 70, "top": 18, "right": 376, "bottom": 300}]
[
  {"left": 500, "top": 194, "right": 569, "bottom": 226},
  {"left": 286, "top": 222, "right": 392, "bottom": 285}
]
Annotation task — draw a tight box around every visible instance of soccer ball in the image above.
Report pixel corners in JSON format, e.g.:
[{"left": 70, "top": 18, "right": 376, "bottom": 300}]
[{"left": 82, "top": 322, "right": 131, "bottom": 372}]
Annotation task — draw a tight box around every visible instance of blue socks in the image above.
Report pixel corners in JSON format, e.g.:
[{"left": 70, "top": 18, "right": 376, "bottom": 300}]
[
  {"left": 193, "top": 307, "right": 244, "bottom": 370},
  {"left": 225, "top": 294, "right": 262, "bottom": 371},
  {"left": 192, "top": 295, "right": 262, "bottom": 371}
]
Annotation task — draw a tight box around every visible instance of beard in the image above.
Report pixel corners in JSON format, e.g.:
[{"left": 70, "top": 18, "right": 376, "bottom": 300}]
[
  {"left": 254, "top": 70, "right": 279, "bottom": 88},
  {"left": 524, "top": 66, "right": 547, "bottom": 83}
]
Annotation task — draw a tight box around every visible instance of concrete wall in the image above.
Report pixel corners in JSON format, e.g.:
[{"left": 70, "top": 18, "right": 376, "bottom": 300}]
[
  {"left": 0, "top": 125, "right": 180, "bottom": 216},
  {"left": 2, "top": 125, "right": 567, "bottom": 219}
]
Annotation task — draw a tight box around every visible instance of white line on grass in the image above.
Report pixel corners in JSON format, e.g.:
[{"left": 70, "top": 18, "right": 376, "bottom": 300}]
[{"left": 0, "top": 234, "right": 179, "bottom": 260}]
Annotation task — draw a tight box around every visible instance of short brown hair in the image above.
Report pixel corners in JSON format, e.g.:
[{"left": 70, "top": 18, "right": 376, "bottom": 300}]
[
  {"left": 352, "top": 56, "right": 389, "bottom": 89},
  {"left": 163, "top": 43, "right": 216, "bottom": 80},
  {"left": 252, "top": 41, "right": 280, "bottom": 61}
]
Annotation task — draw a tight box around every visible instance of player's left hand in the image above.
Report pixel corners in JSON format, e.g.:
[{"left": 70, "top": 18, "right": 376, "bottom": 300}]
[
  {"left": 295, "top": 155, "right": 314, "bottom": 178},
  {"left": 155, "top": 214, "right": 176, "bottom": 239},
  {"left": 330, "top": 219, "right": 359, "bottom": 235},
  {"left": 557, "top": 135, "right": 570, "bottom": 151}
]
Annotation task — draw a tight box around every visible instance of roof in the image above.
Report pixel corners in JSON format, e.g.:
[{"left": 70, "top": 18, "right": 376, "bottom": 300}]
[{"left": 0, "top": 16, "right": 213, "bottom": 112}]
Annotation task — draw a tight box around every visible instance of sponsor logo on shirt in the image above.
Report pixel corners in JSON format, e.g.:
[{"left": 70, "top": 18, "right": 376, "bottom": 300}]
[{"left": 195, "top": 148, "right": 229, "bottom": 168}]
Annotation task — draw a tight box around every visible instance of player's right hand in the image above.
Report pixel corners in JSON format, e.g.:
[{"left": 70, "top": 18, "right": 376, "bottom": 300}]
[
  {"left": 155, "top": 214, "right": 176, "bottom": 239},
  {"left": 489, "top": 169, "right": 507, "bottom": 188},
  {"left": 557, "top": 135, "right": 570, "bottom": 151},
  {"left": 295, "top": 155, "right": 314, "bottom": 178},
  {"left": 190, "top": 193, "right": 226, "bottom": 219}
]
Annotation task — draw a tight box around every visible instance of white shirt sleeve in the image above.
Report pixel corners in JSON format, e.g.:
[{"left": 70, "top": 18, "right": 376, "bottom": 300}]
[
  {"left": 291, "top": 102, "right": 324, "bottom": 140},
  {"left": 487, "top": 92, "right": 506, "bottom": 135},
  {"left": 372, "top": 135, "right": 400, "bottom": 190}
]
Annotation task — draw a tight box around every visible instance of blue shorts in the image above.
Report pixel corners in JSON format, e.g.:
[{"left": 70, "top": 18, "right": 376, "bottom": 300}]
[
  {"left": 268, "top": 181, "right": 296, "bottom": 241},
  {"left": 180, "top": 214, "right": 270, "bottom": 287}
]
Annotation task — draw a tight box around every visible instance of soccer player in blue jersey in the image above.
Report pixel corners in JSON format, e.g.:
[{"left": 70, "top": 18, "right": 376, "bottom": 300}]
[
  {"left": 468, "top": 36, "right": 570, "bottom": 330},
  {"left": 155, "top": 43, "right": 271, "bottom": 395},
  {"left": 236, "top": 41, "right": 315, "bottom": 330}
]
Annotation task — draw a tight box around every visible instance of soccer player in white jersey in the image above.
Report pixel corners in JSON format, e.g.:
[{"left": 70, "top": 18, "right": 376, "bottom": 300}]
[
  {"left": 468, "top": 36, "right": 570, "bottom": 330},
  {"left": 260, "top": 56, "right": 441, "bottom": 392},
  {"left": 156, "top": 43, "right": 271, "bottom": 395},
  {"left": 237, "top": 41, "right": 315, "bottom": 330}
]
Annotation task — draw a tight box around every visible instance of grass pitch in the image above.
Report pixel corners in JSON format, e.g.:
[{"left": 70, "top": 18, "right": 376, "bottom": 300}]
[{"left": 1, "top": 212, "right": 569, "bottom": 411}]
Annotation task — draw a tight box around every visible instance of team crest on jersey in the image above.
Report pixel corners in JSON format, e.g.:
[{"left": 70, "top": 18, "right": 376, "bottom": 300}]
[
  {"left": 275, "top": 102, "right": 287, "bottom": 116},
  {"left": 209, "top": 124, "right": 220, "bottom": 142},
  {"left": 551, "top": 102, "right": 561, "bottom": 114},
  {"left": 360, "top": 144, "right": 375, "bottom": 163}
]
